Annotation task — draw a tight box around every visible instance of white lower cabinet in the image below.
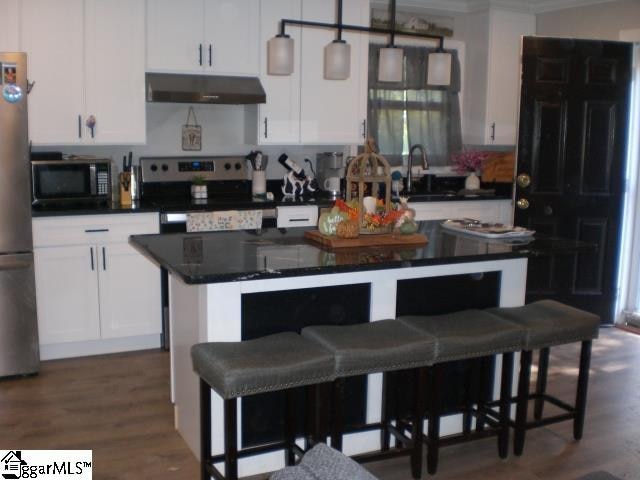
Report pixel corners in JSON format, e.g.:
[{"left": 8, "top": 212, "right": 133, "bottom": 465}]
[
  {"left": 33, "top": 213, "right": 161, "bottom": 359},
  {"left": 34, "top": 245, "right": 101, "bottom": 344},
  {"left": 410, "top": 199, "right": 513, "bottom": 224}
]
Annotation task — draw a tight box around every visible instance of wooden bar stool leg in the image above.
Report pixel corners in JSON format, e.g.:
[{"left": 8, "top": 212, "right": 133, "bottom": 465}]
[
  {"left": 498, "top": 352, "right": 514, "bottom": 459},
  {"left": 410, "top": 367, "right": 427, "bottom": 479},
  {"left": 224, "top": 398, "right": 238, "bottom": 480},
  {"left": 574, "top": 340, "right": 593, "bottom": 440},
  {"left": 200, "top": 379, "right": 212, "bottom": 480},
  {"left": 426, "top": 365, "right": 441, "bottom": 475},
  {"left": 380, "top": 372, "right": 393, "bottom": 451},
  {"left": 514, "top": 350, "right": 532, "bottom": 456},
  {"left": 331, "top": 379, "right": 345, "bottom": 451},
  {"left": 462, "top": 361, "right": 475, "bottom": 435},
  {"left": 285, "top": 388, "right": 297, "bottom": 466},
  {"left": 534, "top": 347, "right": 550, "bottom": 420}
]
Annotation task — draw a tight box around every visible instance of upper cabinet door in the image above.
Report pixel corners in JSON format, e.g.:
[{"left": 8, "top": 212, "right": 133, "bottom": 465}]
[
  {"left": 485, "top": 10, "right": 535, "bottom": 144},
  {"left": 299, "top": 0, "right": 369, "bottom": 144},
  {"left": 257, "top": 0, "right": 302, "bottom": 144},
  {"left": 84, "top": 0, "right": 146, "bottom": 144},
  {"left": 0, "top": 0, "right": 20, "bottom": 51},
  {"left": 146, "top": 0, "right": 205, "bottom": 73},
  {"left": 20, "top": 0, "right": 86, "bottom": 145},
  {"left": 204, "top": 0, "right": 260, "bottom": 75}
]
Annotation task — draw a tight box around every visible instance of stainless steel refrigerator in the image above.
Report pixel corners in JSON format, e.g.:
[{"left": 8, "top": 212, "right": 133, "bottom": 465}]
[{"left": 0, "top": 52, "right": 39, "bottom": 377}]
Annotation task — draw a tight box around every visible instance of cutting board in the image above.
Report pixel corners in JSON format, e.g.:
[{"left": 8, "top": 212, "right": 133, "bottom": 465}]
[
  {"left": 304, "top": 230, "right": 428, "bottom": 249},
  {"left": 481, "top": 152, "right": 515, "bottom": 183}
]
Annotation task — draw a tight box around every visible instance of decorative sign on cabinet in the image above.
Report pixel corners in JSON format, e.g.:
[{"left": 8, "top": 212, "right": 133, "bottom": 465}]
[
  {"left": 19, "top": 0, "right": 146, "bottom": 145},
  {"left": 33, "top": 213, "right": 161, "bottom": 360}
]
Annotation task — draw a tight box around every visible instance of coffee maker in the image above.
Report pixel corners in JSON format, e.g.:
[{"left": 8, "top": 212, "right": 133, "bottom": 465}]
[{"left": 316, "top": 152, "right": 345, "bottom": 197}]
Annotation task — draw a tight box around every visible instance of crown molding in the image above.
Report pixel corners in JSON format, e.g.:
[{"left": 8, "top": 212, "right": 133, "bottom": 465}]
[{"left": 392, "top": 0, "right": 619, "bottom": 14}]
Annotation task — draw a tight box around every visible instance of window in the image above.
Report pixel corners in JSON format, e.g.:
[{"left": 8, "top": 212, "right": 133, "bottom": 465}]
[{"left": 367, "top": 45, "right": 462, "bottom": 166}]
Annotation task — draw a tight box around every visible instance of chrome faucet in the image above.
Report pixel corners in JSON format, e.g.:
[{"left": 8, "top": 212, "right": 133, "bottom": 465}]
[{"left": 407, "top": 144, "right": 429, "bottom": 193}]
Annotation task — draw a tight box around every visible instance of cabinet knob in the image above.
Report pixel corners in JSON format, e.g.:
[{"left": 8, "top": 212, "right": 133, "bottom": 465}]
[
  {"left": 516, "top": 173, "right": 531, "bottom": 188},
  {"left": 516, "top": 198, "right": 530, "bottom": 210}
]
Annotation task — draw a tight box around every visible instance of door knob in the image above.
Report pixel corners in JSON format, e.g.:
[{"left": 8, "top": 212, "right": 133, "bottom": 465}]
[
  {"left": 516, "top": 198, "right": 530, "bottom": 210},
  {"left": 516, "top": 173, "right": 531, "bottom": 188}
]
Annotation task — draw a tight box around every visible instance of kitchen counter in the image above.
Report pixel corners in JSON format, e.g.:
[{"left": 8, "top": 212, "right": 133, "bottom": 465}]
[
  {"left": 129, "top": 220, "right": 586, "bottom": 285},
  {"left": 31, "top": 192, "right": 512, "bottom": 217},
  {"left": 131, "top": 220, "right": 590, "bottom": 476}
]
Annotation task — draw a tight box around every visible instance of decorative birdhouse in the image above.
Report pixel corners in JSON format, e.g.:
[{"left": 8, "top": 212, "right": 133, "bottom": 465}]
[{"left": 345, "top": 139, "right": 393, "bottom": 234}]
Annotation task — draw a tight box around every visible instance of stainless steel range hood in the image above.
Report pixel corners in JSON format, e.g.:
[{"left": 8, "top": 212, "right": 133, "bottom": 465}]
[{"left": 146, "top": 73, "right": 266, "bottom": 104}]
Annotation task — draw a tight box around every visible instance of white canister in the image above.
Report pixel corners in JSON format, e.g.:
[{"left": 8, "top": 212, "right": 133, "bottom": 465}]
[{"left": 252, "top": 170, "right": 267, "bottom": 196}]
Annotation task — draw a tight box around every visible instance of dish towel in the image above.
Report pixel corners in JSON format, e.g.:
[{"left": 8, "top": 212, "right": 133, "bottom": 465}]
[{"left": 186, "top": 210, "right": 263, "bottom": 232}]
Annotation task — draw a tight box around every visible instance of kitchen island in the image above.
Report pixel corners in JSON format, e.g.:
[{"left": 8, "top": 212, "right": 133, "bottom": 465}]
[{"left": 130, "top": 221, "right": 585, "bottom": 477}]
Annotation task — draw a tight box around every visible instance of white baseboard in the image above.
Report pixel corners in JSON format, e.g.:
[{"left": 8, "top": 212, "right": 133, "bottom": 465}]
[{"left": 39, "top": 335, "right": 162, "bottom": 360}]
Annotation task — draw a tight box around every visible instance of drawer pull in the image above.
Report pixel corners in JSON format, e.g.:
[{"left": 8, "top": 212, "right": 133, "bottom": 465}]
[
  {"left": 90, "top": 247, "right": 95, "bottom": 271},
  {"left": 84, "top": 228, "right": 109, "bottom": 233},
  {"left": 288, "top": 218, "right": 310, "bottom": 222}
]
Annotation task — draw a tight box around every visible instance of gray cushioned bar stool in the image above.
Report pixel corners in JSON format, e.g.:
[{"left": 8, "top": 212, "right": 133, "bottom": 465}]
[
  {"left": 191, "top": 332, "right": 336, "bottom": 480},
  {"left": 301, "top": 319, "right": 437, "bottom": 479},
  {"left": 487, "top": 300, "right": 600, "bottom": 455},
  {"left": 398, "top": 309, "right": 525, "bottom": 474}
]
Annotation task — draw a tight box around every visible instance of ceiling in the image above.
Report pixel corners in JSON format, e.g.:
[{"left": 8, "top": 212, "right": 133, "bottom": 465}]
[{"left": 391, "top": 0, "right": 619, "bottom": 14}]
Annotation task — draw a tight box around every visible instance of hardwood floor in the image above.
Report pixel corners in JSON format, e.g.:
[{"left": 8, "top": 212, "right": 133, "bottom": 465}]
[{"left": 1, "top": 328, "right": 639, "bottom": 479}]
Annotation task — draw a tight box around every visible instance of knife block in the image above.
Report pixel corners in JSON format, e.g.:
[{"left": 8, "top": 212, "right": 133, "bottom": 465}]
[{"left": 119, "top": 172, "right": 132, "bottom": 207}]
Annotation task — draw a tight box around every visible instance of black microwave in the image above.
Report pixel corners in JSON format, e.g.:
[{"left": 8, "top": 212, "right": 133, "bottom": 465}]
[{"left": 31, "top": 158, "right": 113, "bottom": 205}]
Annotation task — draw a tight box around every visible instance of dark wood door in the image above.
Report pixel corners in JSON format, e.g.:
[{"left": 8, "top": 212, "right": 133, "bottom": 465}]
[{"left": 515, "top": 37, "right": 632, "bottom": 324}]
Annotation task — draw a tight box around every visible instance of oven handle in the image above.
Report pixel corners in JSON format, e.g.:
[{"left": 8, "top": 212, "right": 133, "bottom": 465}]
[{"left": 161, "top": 209, "right": 278, "bottom": 225}]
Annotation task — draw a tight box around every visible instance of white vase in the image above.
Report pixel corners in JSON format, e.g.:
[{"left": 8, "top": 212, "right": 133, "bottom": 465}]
[
  {"left": 191, "top": 184, "right": 208, "bottom": 199},
  {"left": 464, "top": 171, "right": 481, "bottom": 190}
]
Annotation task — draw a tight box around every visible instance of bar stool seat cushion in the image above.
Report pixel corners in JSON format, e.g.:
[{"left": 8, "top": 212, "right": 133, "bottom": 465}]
[
  {"left": 191, "top": 332, "right": 335, "bottom": 399},
  {"left": 398, "top": 310, "right": 524, "bottom": 362},
  {"left": 270, "top": 443, "right": 378, "bottom": 480},
  {"left": 301, "top": 320, "right": 436, "bottom": 377},
  {"left": 487, "top": 300, "right": 600, "bottom": 350}
]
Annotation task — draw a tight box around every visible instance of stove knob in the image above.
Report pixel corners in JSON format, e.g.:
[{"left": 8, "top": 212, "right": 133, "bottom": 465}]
[
  {"left": 234, "top": 162, "right": 242, "bottom": 170},
  {"left": 162, "top": 164, "right": 169, "bottom": 172},
  {"left": 224, "top": 163, "right": 231, "bottom": 170},
  {"left": 150, "top": 164, "right": 158, "bottom": 172}
]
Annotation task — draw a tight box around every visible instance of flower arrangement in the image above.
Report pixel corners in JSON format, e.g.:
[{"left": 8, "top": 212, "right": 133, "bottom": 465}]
[
  {"left": 335, "top": 199, "right": 403, "bottom": 234},
  {"left": 451, "top": 150, "right": 489, "bottom": 174}
]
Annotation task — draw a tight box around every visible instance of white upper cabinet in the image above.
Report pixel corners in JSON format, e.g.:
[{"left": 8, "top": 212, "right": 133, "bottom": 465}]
[
  {"left": 20, "top": 0, "right": 85, "bottom": 145},
  {"left": 461, "top": 9, "right": 534, "bottom": 145},
  {"left": 84, "top": 0, "right": 146, "bottom": 144},
  {"left": 146, "top": 0, "right": 260, "bottom": 75},
  {"left": 0, "top": 0, "right": 20, "bottom": 51},
  {"left": 484, "top": 10, "right": 535, "bottom": 145},
  {"left": 256, "top": 0, "right": 302, "bottom": 144},
  {"left": 299, "top": 0, "right": 369, "bottom": 144},
  {"left": 20, "top": 0, "right": 146, "bottom": 145}
]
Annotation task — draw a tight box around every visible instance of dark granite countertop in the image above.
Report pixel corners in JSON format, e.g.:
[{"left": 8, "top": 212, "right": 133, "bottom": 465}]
[
  {"left": 129, "top": 221, "right": 592, "bottom": 285},
  {"left": 31, "top": 193, "right": 512, "bottom": 218}
]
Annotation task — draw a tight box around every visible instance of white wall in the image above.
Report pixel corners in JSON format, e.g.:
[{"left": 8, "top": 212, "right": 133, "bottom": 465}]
[{"left": 536, "top": 0, "right": 640, "bottom": 40}]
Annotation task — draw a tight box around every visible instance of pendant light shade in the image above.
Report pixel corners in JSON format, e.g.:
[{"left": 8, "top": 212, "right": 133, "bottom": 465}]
[
  {"left": 378, "top": 47, "right": 404, "bottom": 82},
  {"left": 267, "top": 35, "right": 294, "bottom": 75},
  {"left": 427, "top": 51, "right": 452, "bottom": 86},
  {"left": 324, "top": 40, "right": 351, "bottom": 80}
]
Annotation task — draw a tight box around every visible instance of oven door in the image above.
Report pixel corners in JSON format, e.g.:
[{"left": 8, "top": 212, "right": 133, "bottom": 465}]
[{"left": 31, "top": 162, "right": 97, "bottom": 203}]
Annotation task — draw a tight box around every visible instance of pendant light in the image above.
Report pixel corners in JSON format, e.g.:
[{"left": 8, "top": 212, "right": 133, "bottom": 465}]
[
  {"left": 269, "top": 0, "right": 451, "bottom": 88},
  {"left": 267, "top": 34, "right": 294, "bottom": 75},
  {"left": 324, "top": 1, "right": 351, "bottom": 80},
  {"left": 427, "top": 38, "right": 452, "bottom": 86},
  {"left": 377, "top": 0, "right": 403, "bottom": 83}
]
